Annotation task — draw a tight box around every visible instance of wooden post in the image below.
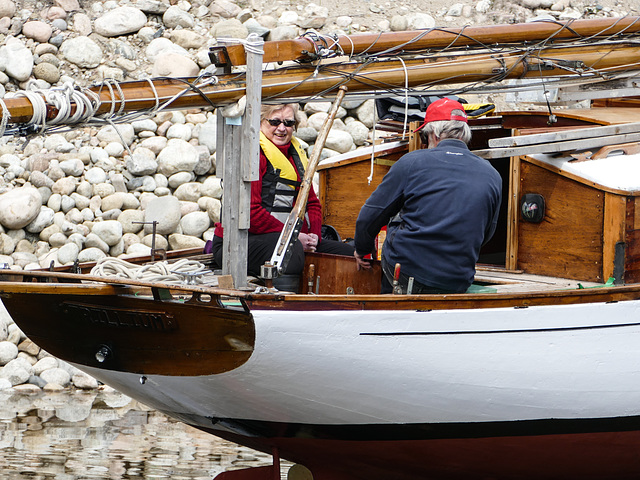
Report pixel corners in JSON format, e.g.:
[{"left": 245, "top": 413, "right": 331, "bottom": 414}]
[{"left": 220, "top": 35, "right": 264, "bottom": 288}]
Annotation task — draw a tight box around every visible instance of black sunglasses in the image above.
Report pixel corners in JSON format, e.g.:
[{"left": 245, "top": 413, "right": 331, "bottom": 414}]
[{"left": 266, "top": 118, "right": 296, "bottom": 127}]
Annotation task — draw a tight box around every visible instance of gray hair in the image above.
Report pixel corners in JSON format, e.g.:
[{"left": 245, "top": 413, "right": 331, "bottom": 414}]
[
  {"left": 260, "top": 103, "right": 300, "bottom": 128},
  {"left": 419, "top": 110, "right": 472, "bottom": 145}
]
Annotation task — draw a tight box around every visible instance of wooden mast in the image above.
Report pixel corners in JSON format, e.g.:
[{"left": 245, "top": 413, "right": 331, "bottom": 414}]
[
  {"left": 4, "top": 42, "right": 640, "bottom": 124},
  {"left": 211, "top": 16, "right": 640, "bottom": 66}
]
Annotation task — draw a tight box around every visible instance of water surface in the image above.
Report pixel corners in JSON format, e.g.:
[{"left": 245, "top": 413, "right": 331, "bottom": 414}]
[{"left": 0, "top": 388, "right": 279, "bottom": 479}]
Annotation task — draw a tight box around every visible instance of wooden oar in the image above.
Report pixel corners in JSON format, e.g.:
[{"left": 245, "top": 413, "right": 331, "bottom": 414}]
[{"left": 269, "top": 85, "right": 348, "bottom": 274}]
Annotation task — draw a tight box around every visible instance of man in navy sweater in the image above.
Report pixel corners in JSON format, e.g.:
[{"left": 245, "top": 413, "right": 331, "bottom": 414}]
[{"left": 353, "top": 98, "right": 502, "bottom": 294}]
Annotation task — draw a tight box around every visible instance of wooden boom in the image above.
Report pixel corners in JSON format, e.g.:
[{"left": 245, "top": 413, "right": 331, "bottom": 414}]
[
  {"left": 211, "top": 16, "right": 640, "bottom": 66},
  {"left": 2, "top": 37, "right": 640, "bottom": 126}
]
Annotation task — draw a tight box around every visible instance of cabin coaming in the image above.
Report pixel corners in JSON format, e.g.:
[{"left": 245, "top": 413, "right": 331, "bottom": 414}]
[{"left": 316, "top": 107, "right": 640, "bottom": 287}]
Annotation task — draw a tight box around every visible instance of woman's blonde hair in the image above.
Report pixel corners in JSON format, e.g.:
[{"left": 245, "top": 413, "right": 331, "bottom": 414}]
[{"left": 260, "top": 103, "right": 300, "bottom": 128}]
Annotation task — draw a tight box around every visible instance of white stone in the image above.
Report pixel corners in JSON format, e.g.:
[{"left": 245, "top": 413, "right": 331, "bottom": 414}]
[
  {"left": 144, "top": 195, "right": 181, "bottom": 235},
  {"left": 132, "top": 119, "right": 158, "bottom": 134},
  {"left": 91, "top": 220, "right": 123, "bottom": 246},
  {"left": 40, "top": 367, "right": 71, "bottom": 387},
  {"left": 346, "top": 120, "right": 370, "bottom": 146},
  {"left": 140, "top": 136, "right": 168, "bottom": 155},
  {"left": 146, "top": 37, "right": 188, "bottom": 62},
  {"left": 156, "top": 139, "right": 199, "bottom": 176},
  {"left": 355, "top": 99, "right": 378, "bottom": 128},
  {"left": 59, "top": 158, "right": 84, "bottom": 177},
  {"left": 104, "top": 142, "right": 125, "bottom": 157},
  {"left": 209, "top": 0, "right": 241, "bottom": 18},
  {"left": 406, "top": 13, "right": 436, "bottom": 30},
  {"left": 211, "top": 18, "right": 249, "bottom": 38},
  {"left": 325, "top": 129, "right": 354, "bottom": 154},
  {"left": 72, "top": 372, "right": 99, "bottom": 389},
  {"left": 118, "top": 209, "right": 145, "bottom": 233},
  {"left": 126, "top": 147, "right": 157, "bottom": 177},
  {"left": 201, "top": 176, "right": 223, "bottom": 199},
  {"left": 94, "top": 7, "right": 147, "bottom": 37},
  {"left": 0, "top": 358, "right": 30, "bottom": 385},
  {"left": 0, "top": 233, "right": 15, "bottom": 255},
  {"left": 268, "top": 25, "right": 298, "bottom": 41},
  {"left": 0, "top": 340, "right": 18, "bottom": 365},
  {"left": 125, "top": 243, "right": 151, "bottom": 257},
  {"left": 166, "top": 123, "right": 193, "bottom": 141},
  {"left": 57, "top": 242, "right": 79, "bottom": 264},
  {"left": 97, "top": 124, "right": 135, "bottom": 146},
  {"left": 78, "top": 247, "right": 108, "bottom": 263},
  {"left": 0, "top": 188, "right": 43, "bottom": 230},
  {"left": 85, "top": 167, "right": 108, "bottom": 184},
  {"left": 0, "top": 38, "right": 34, "bottom": 82},
  {"left": 60, "top": 36, "right": 103, "bottom": 68},
  {"left": 197, "top": 118, "right": 217, "bottom": 154},
  {"left": 33, "top": 356, "right": 58, "bottom": 375},
  {"left": 180, "top": 211, "right": 210, "bottom": 237},
  {"left": 152, "top": 52, "right": 200, "bottom": 78},
  {"left": 168, "top": 233, "right": 205, "bottom": 250}
]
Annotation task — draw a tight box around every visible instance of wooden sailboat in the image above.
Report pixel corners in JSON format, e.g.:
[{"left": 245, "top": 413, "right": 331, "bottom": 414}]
[{"left": 2, "top": 17, "right": 640, "bottom": 480}]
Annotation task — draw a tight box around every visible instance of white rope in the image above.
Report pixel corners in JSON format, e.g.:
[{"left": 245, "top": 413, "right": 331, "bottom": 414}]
[
  {"left": 396, "top": 56, "right": 410, "bottom": 140},
  {"left": 90, "top": 257, "right": 211, "bottom": 285}
]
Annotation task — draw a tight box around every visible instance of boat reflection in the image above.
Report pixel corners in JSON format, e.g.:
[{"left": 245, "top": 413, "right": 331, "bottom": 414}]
[{"left": 0, "top": 388, "right": 279, "bottom": 479}]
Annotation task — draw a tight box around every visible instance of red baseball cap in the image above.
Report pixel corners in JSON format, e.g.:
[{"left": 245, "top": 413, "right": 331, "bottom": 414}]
[{"left": 413, "top": 97, "right": 468, "bottom": 132}]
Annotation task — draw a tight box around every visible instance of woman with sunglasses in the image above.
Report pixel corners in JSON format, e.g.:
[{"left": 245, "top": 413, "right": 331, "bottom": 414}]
[{"left": 211, "top": 103, "right": 354, "bottom": 279}]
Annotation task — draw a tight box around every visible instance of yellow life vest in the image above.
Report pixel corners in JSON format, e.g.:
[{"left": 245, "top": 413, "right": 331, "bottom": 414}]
[{"left": 259, "top": 132, "right": 308, "bottom": 183}]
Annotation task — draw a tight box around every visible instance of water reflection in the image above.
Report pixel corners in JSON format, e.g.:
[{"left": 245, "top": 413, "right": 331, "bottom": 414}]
[{"left": 0, "top": 388, "right": 277, "bottom": 479}]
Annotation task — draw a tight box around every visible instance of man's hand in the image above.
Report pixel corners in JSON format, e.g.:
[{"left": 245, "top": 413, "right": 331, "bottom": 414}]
[
  {"left": 299, "top": 233, "right": 318, "bottom": 252},
  {"left": 354, "top": 251, "right": 371, "bottom": 271}
]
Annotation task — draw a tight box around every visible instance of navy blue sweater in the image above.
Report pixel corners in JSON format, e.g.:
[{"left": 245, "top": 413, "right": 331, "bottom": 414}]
[{"left": 354, "top": 138, "right": 502, "bottom": 293}]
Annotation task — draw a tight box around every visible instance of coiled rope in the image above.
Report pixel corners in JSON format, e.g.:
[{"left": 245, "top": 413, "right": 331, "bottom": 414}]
[{"left": 90, "top": 257, "right": 211, "bottom": 285}]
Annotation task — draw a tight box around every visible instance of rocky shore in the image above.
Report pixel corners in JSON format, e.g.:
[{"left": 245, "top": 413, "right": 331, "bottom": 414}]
[{"left": 0, "top": 0, "right": 636, "bottom": 390}]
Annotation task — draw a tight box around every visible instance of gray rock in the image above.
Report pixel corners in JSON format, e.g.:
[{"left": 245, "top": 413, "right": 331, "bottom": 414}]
[
  {"left": 33, "top": 62, "right": 61, "bottom": 84},
  {"left": 163, "top": 6, "right": 195, "bottom": 29},
  {"left": 26, "top": 206, "right": 55, "bottom": 234},
  {"left": 134, "top": 0, "right": 169, "bottom": 15},
  {"left": 60, "top": 36, "right": 102, "bottom": 68},
  {"left": 94, "top": 7, "right": 147, "bottom": 37},
  {"left": 151, "top": 50, "right": 200, "bottom": 77}
]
